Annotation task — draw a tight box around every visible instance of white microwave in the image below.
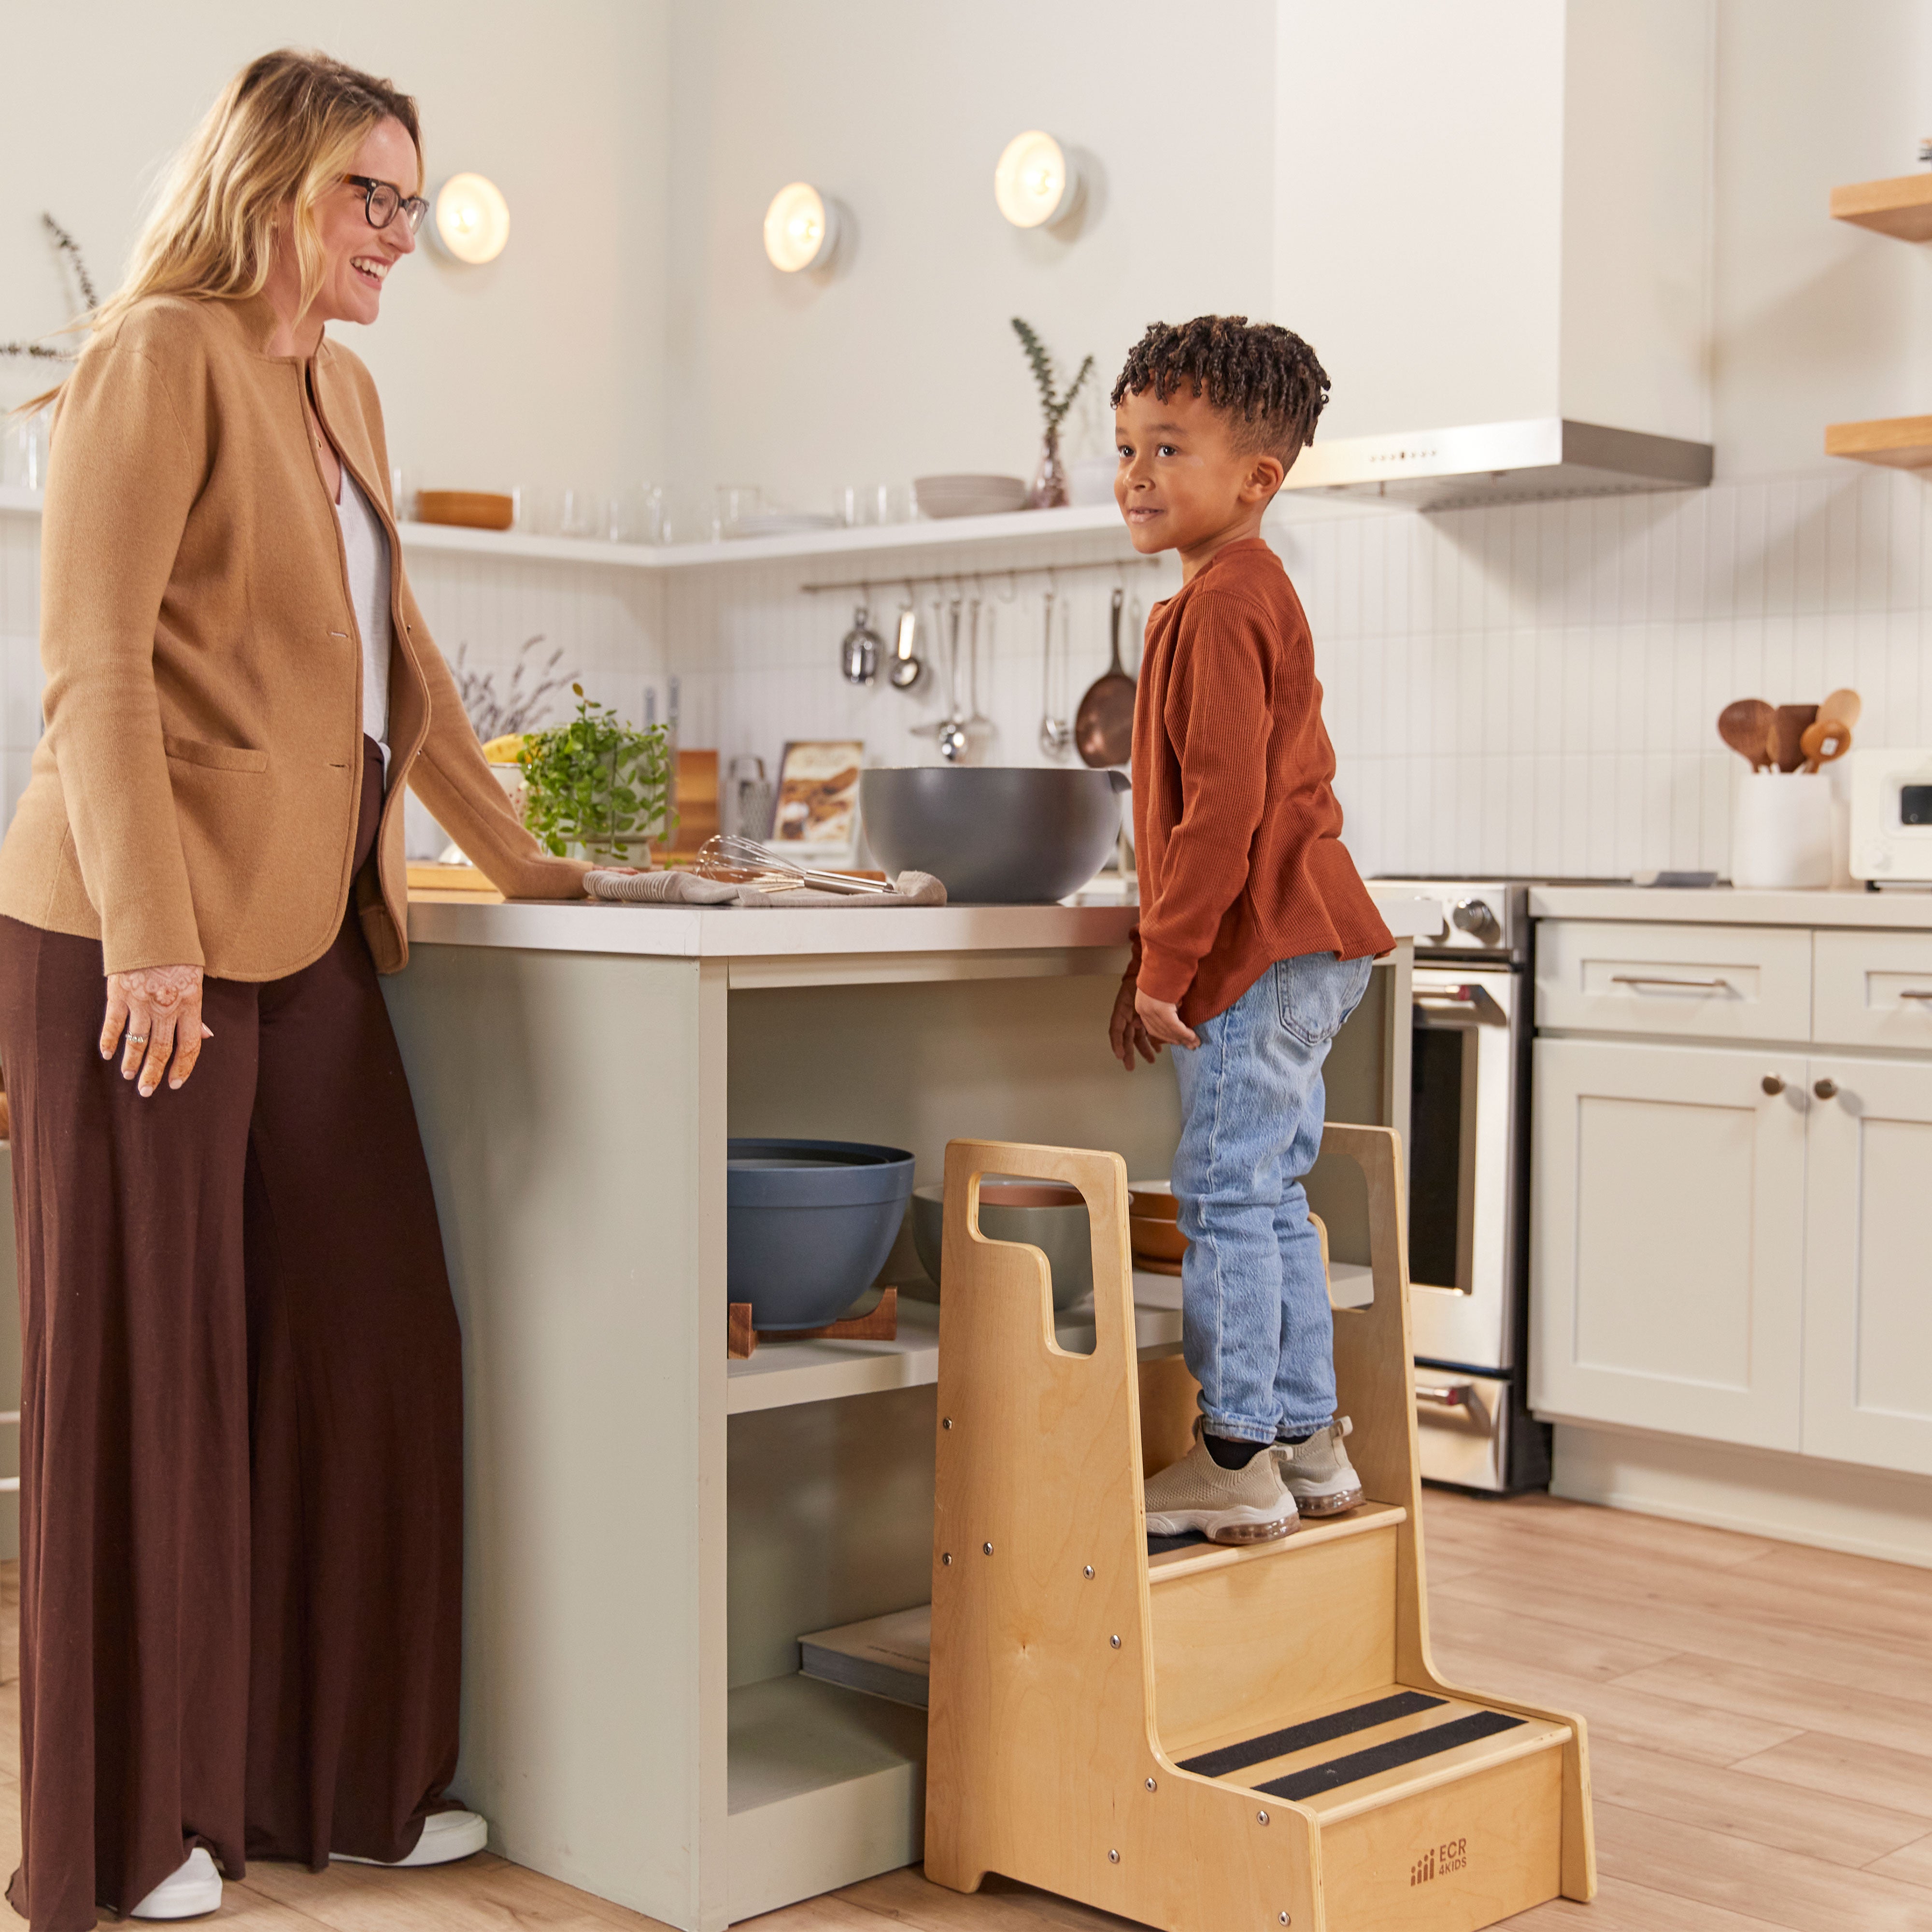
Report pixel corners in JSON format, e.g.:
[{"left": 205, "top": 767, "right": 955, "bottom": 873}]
[{"left": 1848, "top": 748, "right": 1932, "bottom": 885}]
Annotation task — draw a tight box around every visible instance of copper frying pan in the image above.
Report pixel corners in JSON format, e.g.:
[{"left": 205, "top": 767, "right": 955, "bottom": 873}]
[{"left": 1074, "top": 586, "right": 1135, "bottom": 767}]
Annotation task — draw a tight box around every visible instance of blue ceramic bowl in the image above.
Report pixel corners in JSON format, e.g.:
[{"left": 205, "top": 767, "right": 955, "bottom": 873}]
[{"left": 727, "top": 1138, "right": 917, "bottom": 1331}]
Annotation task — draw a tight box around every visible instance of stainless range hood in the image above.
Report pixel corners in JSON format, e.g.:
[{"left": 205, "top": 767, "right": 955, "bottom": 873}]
[{"left": 1281, "top": 417, "right": 1713, "bottom": 512}]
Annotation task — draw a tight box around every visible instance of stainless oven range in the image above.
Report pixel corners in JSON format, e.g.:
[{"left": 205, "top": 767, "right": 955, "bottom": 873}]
[{"left": 1369, "top": 879, "right": 1552, "bottom": 1492}]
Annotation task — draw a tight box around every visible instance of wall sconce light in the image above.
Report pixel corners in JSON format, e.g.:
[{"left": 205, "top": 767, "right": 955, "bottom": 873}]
[
  {"left": 763, "top": 182, "right": 840, "bottom": 273},
  {"left": 432, "top": 173, "right": 511, "bottom": 265},
  {"left": 994, "top": 130, "right": 1080, "bottom": 229}
]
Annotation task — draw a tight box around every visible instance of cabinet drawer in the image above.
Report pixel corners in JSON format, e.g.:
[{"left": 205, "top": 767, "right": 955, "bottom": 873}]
[
  {"left": 1535, "top": 921, "right": 1812, "bottom": 1042},
  {"left": 1813, "top": 929, "right": 1932, "bottom": 1051}
]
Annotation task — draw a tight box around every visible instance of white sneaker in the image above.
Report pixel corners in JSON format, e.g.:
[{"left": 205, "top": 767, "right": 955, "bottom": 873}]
[
  {"left": 131, "top": 1847, "right": 222, "bottom": 1920},
  {"left": 1276, "top": 1415, "right": 1365, "bottom": 1517},
  {"left": 335, "top": 1809, "right": 489, "bottom": 1868}
]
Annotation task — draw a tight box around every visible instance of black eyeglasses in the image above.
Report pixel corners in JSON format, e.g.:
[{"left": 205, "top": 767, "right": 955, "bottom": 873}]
[{"left": 344, "top": 175, "right": 429, "bottom": 236}]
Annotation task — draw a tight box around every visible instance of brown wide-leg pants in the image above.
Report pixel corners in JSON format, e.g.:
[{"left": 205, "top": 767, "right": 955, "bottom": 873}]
[{"left": 0, "top": 741, "right": 463, "bottom": 1930}]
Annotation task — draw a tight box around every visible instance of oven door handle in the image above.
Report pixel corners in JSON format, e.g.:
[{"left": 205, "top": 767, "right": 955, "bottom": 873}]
[
  {"left": 1412, "top": 984, "right": 1509, "bottom": 1026},
  {"left": 1414, "top": 1380, "right": 1478, "bottom": 1408}
]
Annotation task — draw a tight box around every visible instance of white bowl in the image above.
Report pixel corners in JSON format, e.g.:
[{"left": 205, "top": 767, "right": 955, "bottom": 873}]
[{"left": 914, "top": 474, "right": 1029, "bottom": 519}]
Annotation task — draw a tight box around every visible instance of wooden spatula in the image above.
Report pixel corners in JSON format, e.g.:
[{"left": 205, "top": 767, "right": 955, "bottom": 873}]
[
  {"left": 1821, "top": 687, "right": 1862, "bottom": 729},
  {"left": 1718, "top": 699, "right": 1775, "bottom": 769},
  {"left": 1772, "top": 703, "right": 1818, "bottom": 773},
  {"left": 1800, "top": 717, "right": 1853, "bottom": 772}
]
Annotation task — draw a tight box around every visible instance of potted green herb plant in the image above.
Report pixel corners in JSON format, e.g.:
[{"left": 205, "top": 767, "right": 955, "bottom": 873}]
[
  {"left": 1011, "top": 317, "right": 1094, "bottom": 509},
  {"left": 517, "top": 684, "right": 678, "bottom": 863}
]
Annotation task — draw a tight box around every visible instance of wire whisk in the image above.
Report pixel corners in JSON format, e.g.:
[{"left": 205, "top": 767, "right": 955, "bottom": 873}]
[{"left": 692, "top": 833, "right": 892, "bottom": 895}]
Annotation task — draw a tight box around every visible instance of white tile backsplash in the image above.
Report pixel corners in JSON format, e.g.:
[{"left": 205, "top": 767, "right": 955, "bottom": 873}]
[{"left": 3, "top": 462, "right": 1930, "bottom": 880}]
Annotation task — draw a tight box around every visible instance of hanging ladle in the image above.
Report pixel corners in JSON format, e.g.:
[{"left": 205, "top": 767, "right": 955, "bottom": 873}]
[
  {"left": 840, "top": 597, "right": 881, "bottom": 685},
  {"left": 889, "top": 588, "right": 924, "bottom": 691},
  {"left": 1038, "top": 583, "right": 1071, "bottom": 756}
]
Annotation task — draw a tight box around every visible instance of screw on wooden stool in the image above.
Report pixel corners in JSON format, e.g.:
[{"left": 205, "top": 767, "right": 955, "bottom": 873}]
[
  {"left": 983, "top": 1542, "right": 994, "bottom": 1555},
  {"left": 943, "top": 1417, "right": 953, "bottom": 1429},
  {"left": 941, "top": 1553, "right": 952, "bottom": 1565},
  {"left": 1108, "top": 1850, "right": 1120, "bottom": 1864},
  {"left": 1256, "top": 1810, "right": 1269, "bottom": 1825},
  {"left": 1109, "top": 1634, "right": 1121, "bottom": 1648},
  {"left": 1083, "top": 1565, "right": 1094, "bottom": 1578},
  {"left": 1145, "top": 1777, "right": 1157, "bottom": 1791}
]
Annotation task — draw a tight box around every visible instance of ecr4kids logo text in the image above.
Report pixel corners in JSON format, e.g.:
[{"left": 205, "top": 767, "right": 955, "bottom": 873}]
[{"left": 1410, "top": 1837, "right": 1468, "bottom": 1887}]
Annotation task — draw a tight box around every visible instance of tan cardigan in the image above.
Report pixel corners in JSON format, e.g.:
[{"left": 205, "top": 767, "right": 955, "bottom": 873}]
[{"left": 0, "top": 292, "right": 587, "bottom": 981}]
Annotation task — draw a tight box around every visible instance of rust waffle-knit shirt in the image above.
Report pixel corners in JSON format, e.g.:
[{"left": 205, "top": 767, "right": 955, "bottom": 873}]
[{"left": 1127, "top": 537, "right": 1391, "bottom": 1025}]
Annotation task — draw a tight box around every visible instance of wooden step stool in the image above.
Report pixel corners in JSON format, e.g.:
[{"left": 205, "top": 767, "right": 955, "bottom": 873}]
[{"left": 925, "top": 1128, "right": 1593, "bottom": 1932}]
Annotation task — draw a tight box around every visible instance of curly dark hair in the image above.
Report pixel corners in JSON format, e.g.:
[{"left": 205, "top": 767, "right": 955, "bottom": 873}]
[{"left": 1110, "top": 315, "right": 1331, "bottom": 463}]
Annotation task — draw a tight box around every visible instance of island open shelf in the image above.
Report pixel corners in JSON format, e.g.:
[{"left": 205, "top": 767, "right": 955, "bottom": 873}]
[{"left": 382, "top": 894, "right": 1430, "bottom": 1930}]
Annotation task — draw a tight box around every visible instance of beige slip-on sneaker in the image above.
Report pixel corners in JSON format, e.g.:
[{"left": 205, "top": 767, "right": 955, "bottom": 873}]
[
  {"left": 1144, "top": 1425, "right": 1299, "bottom": 1546},
  {"left": 1276, "top": 1415, "right": 1365, "bottom": 1518}
]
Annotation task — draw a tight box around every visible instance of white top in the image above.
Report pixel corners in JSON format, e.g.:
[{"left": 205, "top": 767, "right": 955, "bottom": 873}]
[{"left": 336, "top": 468, "right": 391, "bottom": 753}]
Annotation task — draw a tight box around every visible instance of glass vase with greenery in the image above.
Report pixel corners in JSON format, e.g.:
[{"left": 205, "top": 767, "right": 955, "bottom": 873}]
[
  {"left": 517, "top": 685, "right": 677, "bottom": 863},
  {"left": 1011, "top": 316, "right": 1094, "bottom": 509}
]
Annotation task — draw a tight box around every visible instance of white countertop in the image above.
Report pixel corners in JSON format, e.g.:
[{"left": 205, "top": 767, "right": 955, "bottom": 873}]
[
  {"left": 1530, "top": 885, "right": 1932, "bottom": 930},
  {"left": 407, "top": 891, "right": 1442, "bottom": 957}
]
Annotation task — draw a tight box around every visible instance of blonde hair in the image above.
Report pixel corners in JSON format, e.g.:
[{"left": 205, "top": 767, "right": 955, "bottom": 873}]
[{"left": 27, "top": 49, "right": 420, "bottom": 410}]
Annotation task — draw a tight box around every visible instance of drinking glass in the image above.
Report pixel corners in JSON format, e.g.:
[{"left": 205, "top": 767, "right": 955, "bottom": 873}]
[{"left": 716, "top": 484, "right": 762, "bottom": 539}]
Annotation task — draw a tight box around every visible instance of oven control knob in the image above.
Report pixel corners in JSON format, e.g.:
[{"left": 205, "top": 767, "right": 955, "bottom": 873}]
[{"left": 1449, "top": 897, "right": 1501, "bottom": 943}]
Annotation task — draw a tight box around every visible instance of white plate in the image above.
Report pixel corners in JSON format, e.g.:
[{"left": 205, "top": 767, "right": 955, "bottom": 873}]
[{"left": 731, "top": 513, "right": 842, "bottom": 538}]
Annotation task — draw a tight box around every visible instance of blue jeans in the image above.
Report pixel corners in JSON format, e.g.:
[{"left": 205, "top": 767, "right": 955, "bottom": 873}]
[{"left": 1171, "top": 951, "right": 1374, "bottom": 1444}]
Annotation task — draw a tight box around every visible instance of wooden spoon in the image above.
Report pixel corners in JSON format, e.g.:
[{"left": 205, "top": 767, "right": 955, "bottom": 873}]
[
  {"left": 1800, "top": 717, "right": 1853, "bottom": 773},
  {"left": 1717, "top": 698, "right": 1775, "bottom": 769},
  {"left": 1772, "top": 703, "right": 1817, "bottom": 773},
  {"left": 1821, "top": 686, "right": 1862, "bottom": 729}
]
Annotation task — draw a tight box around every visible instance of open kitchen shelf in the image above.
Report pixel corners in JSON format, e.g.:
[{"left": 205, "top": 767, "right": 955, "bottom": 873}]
[
  {"left": 0, "top": 479, "right": 1384, "bottom": 574},
  {"left": 1824, "top": 414, "right": 1932, "bottom": 470},
  {"left": 725, "top": 1261, "right": 1375, "bottom": 1415},
  {"left": 1831, "top": 171, "right": 1932, "bottom": 242}
]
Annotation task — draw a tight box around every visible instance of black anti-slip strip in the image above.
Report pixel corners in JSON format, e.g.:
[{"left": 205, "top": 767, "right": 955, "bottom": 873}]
[
  {"left": 1178, "top": 1691, "right": 1447, "bottom": 1780},
  {"left": 1258, "top": 1709, "right": 1526, "bottom": 1802}
]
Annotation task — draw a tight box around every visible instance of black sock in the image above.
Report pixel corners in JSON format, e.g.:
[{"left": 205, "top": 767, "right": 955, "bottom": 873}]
[
  {"left": 1280, "top": 1432, "right": 1313, "bottom": 1447},
  {"left": 1204, "top": 1432, "right": 1264, "bottom": 1470}
]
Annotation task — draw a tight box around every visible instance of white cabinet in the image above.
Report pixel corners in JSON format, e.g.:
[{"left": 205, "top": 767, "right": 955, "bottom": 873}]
[
  {"left": 1533, "top": 918, "right": 1932, "bottom": 1481},
  {"left": 1803, "top": 1055, "right": 1932, "bottom": 1477},
  {"left": 1531, "top": 1037, "right": 1806, "bottom": 1450}
]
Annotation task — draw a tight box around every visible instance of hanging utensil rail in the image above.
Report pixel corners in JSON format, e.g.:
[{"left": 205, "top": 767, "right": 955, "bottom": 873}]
[{"left": 798, "top": 554, "right": 1164, "bottom": 597}]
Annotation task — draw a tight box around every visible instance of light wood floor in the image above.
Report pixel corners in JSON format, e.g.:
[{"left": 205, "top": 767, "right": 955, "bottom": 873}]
[{"left": 2, "top": 1489, "right": 1930, "bottom": 1930}]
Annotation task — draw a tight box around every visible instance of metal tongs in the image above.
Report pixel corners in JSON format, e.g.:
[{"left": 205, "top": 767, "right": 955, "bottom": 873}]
[{"left": 692, "top": 833, "right": 893, "bottom": 895}]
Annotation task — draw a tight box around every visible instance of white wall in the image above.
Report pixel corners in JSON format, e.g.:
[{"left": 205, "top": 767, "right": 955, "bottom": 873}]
[
  {"left": 662, "top": 0, "right": 1277, "bottom": 513},
  {"left": 0, "top": 0, "right": 671, "bottom": 497}
]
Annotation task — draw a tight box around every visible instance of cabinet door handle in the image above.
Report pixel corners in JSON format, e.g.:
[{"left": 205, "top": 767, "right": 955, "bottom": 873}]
[
  {"left": 1609, "top": 974, "right": 1733, "bottom": 993},
  {"left": 1761, "top": 1073, "right": 1787, "bottom": 1095},
  {"left": 1415, "top": 1381, "right": 1476, "bottom": 1408},
  {"left": 1814, "top": 1078, "right": 1840, "bottom": 1101},
  {"left": 1899, "top": 990, "right": 1932, "bottom": 1003}
]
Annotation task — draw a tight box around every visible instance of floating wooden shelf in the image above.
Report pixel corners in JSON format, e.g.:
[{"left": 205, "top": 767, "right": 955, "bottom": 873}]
[
  {"left": 1831, "top": 172, "right": 1932, "bottom": 242},
  {"left": 1825, "top": 415, "right": 1932, "bottom": 470}
]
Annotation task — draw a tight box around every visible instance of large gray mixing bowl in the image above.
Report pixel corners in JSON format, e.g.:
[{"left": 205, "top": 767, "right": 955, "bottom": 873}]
[
  {"left": 860, "top": 766, "right": 1129, "bottom": 903},
  {"left": 727, "top": 1138, "right": 916, "bottom": 1331}
]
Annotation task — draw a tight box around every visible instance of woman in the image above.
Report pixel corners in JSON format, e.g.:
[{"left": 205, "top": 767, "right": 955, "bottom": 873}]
[{"left": 0, "top": 50, "right": 589, "bottom": 1927}]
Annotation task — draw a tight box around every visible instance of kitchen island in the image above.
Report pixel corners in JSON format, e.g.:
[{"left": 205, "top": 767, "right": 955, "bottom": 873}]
[{"left": 383, "top": 894, "right": 1435, "bottom": 1932}]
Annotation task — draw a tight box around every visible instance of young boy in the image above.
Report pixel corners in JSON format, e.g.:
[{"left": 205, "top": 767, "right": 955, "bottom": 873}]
[{"left": 1107, "top": 315, "right": 1392, "bottom": 1546}]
